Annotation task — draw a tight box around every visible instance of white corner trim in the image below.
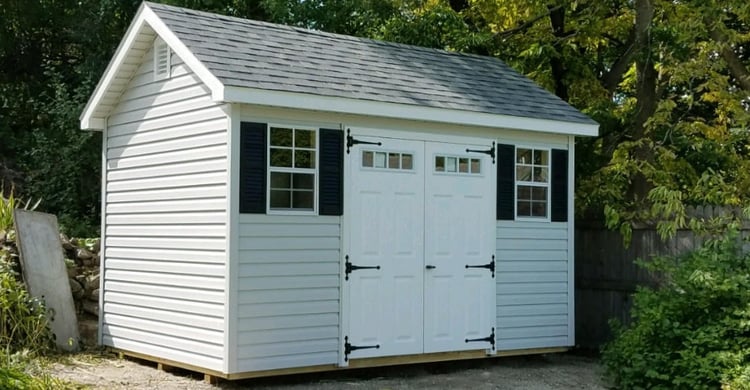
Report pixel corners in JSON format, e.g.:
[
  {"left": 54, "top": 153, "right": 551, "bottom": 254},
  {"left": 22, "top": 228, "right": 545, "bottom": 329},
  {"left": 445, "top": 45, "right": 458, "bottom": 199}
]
[
  {"left": 79, "top": 3, "right": 225, "bottom": 131},
  {"left": 567, "top": 135, "right": 576, "bottom": 346},
  {"left": 222, "top": 86, "right": 599, "bottom": 137}
]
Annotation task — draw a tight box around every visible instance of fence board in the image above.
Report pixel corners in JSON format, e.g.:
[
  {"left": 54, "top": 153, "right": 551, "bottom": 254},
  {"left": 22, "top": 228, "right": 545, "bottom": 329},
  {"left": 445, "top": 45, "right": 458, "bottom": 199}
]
[{"left": 575, "top": 208, "right": 743, "bottom": 348}]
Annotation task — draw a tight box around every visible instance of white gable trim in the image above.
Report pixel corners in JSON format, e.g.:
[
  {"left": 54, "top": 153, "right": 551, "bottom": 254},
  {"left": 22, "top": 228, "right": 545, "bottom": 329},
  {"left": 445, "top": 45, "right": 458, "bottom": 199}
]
[
  {"left": 222, "top": 86, "right": 598, "bottom": 137},
  {"left": 80, "top": 3, "right": 223, "bottom": 130}
]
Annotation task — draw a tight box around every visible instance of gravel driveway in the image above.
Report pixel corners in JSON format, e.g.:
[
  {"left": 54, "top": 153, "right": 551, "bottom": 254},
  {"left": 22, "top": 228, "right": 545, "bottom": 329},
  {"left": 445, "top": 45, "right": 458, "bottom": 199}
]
[{"left": 52, "top": 352, "right": 607, "bottom": 389}]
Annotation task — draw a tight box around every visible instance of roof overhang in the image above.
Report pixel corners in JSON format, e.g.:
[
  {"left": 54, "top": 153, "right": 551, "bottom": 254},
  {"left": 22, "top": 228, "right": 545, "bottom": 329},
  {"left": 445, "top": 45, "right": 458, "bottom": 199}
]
[{"left": 81, "top": 4, "right": 598, "bottom": 137}]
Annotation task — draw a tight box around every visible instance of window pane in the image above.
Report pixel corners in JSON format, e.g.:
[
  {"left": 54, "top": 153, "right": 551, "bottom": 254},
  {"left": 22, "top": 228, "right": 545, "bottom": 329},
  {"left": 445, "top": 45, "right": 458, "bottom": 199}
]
[
  {"left": 531, "top": 201, "right": 547, "bottom": 217},
  {"left": 532, "top": 187, "right": 547, "bottom": 201},
  {"left": 533, "top": 167, "right": 548, "bottom": 183},
  {"left": 362, "top": 151, "right": 374, "bottom": 167},
  {"left": 270, "top": 127, "right": 293, "bottom": 147},
  {"left": 534, "top": 150, "right": 548, "bottom": 165},
  {"left": 517, "top": 148, "right": 532, "bottom": 164},
  {"left": 270, "top": 190, "right": 291, "bottom": 208},
  {"left": 470, "top": 159, "right": 480, "bottom": 174},
  {"left": 292, "top": 191, "right": 314, "bottom": 209},
  {"left": 459, "top": 158, "right": 469, "bottom": 173},
  {"left": 295, "top": 150, "right": 315, "bottom": 168},
  {"left": 446, "top": 157, "right": 457, "bottom": 172},
  {"left": 293, "top": 173, "right": 314, "bottom": 190},
  {"left": 270, "top": 172, "right": 291, "bottom": 189},
  {"left": 270, "top": 148, "right": 293, "bottom": 167},
  {"left": 402, "top": 154, "right": 413, "bottom": 170},
  {"left": 375, "top": 152, "right": 387, "bottom": 168},
  {"left": 517, "top": 186, "right": 531, "bottom": 200},
  {"left": 516, "top": 166, "right": 531, "bottom": 181},
  {"left": 388, "top": 153, "right": 400, "bottom": 169},
  {"left": 435, "top": 156, "right": 445, "bottom": 172},
  {"left": 295, "top": 129, "right": 315, "bottom": 148},
  {"left": 517, "top": 201, "right": 531, "bottom": 216}
]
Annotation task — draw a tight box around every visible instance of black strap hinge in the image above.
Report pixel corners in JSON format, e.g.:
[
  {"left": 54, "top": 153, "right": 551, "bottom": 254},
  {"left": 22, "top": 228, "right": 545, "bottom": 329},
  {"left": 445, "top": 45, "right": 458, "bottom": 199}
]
[
  {"left": 344, "top": 336, "right": 380, "bottom": 361},
  {"left": 465, "top": 327, "right": 495, "bottom": 350},
  {"left": 465, "top": 255, "right": 495, "bottom": 278},
  {"left": 466, "top": 141, "right": 496, "bottom": 164},
  {"left": 346, "top": 128, "right": 381, "bottom": 154},
  {"left": 345, "top": 255, "right": 381, "bottom": 281}
]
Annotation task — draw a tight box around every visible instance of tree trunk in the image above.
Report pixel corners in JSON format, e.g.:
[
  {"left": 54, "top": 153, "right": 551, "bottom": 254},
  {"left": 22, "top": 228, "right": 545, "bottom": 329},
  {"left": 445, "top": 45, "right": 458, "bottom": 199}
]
[
  {"left": 549, "top": 4, "right": 569, "bottom": 102},
  {"left": 629, "top": 0, "right": 658, "bottom": 200}
]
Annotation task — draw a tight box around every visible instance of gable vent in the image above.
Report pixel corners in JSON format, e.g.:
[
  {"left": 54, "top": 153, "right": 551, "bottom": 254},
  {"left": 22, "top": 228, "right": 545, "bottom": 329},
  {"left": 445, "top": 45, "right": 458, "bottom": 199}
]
[{"left": 153, "top": 37, "right": 171, "bottom": 81}]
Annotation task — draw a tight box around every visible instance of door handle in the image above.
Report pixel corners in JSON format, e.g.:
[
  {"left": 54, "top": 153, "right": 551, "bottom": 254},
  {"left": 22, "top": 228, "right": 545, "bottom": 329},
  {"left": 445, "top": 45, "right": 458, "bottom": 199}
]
[{"left": 425, "top": 265, "right": 436, "bottom": 269}]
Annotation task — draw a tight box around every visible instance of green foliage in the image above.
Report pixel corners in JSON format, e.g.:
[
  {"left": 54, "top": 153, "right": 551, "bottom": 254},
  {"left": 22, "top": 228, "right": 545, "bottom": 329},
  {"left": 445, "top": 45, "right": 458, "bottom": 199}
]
[
  {"left": 0, "top": 187, "right": 41, "bottom": 232},
  {"left": 602, "top": 233, "right": 750, "bottom": 389},
  {"left": 0, "top": 360, "right": 74, "bottom": 390},
  {"left": 0, "top": 258, "right": 54, "bottom": 356}
]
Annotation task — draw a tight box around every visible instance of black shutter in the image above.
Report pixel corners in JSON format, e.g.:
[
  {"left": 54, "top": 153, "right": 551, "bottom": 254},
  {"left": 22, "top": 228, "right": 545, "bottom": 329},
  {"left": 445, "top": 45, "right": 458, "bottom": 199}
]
[
  {"left": 239, "top": 122, "right": 267, "bottom": 214},
  {"left": 319, "top": 128, "right": 344, "bottom": 216},
  {"left": 496, "top": 143, "right": 515, "bottom": 220},
  {"left": 550, "top": 149, "right": 569, "bottom": 222}
]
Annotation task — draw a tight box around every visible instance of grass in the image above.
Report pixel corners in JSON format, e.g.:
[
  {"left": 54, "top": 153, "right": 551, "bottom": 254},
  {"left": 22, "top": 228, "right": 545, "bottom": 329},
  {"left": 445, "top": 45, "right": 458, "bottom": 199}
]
[{"left": 1, "top": 351, "right": 83, "bottom": 390}]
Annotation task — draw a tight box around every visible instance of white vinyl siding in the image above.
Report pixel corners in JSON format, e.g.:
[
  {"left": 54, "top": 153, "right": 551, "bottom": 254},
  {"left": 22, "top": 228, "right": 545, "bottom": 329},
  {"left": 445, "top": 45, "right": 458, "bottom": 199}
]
[
  {"left": 103, "top": 45, "right": 228, "bottom": 371},
  {"left": 495, "top": 221, "right": 570, "bottom": 350},
  {"left": 236, "top": 214, "right": 340, "bottom": 372}
]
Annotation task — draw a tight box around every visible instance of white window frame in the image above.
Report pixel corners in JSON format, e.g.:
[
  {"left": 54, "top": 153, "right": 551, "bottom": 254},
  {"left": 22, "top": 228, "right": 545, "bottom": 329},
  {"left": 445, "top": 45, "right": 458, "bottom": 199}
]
[
  {"left": 432, "top": 153, "right": 484, "bottom": 177},
  {"left": 266, "top": 124, "right": 319, "bottom": 215},
  {"left": 360, "top": 149, "right": 417, "bottom": 173},
  {"left": 514, "top": 145, "right": 551, "bottom": 221},
  {"left": 153, "top": 36, "right": 171, "bottom": 81}
]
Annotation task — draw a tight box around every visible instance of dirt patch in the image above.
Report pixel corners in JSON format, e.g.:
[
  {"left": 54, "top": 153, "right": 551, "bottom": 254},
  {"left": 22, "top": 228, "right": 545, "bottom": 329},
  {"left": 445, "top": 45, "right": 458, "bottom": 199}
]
[{"left": 50, "top": 352, "right": 607, "bottom": 389}]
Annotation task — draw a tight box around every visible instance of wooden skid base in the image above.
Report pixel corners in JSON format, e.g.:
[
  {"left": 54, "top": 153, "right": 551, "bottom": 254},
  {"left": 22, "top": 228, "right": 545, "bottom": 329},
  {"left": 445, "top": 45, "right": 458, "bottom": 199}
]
[{"left": 115, "top": 346, "right": 568, "bottom": 382}]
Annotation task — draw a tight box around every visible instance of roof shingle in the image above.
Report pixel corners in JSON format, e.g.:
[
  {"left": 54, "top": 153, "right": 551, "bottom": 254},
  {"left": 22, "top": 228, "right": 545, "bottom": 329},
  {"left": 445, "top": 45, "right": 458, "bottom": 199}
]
[{"left": 147, "top": 2, "right": 597, "bottom": 125}]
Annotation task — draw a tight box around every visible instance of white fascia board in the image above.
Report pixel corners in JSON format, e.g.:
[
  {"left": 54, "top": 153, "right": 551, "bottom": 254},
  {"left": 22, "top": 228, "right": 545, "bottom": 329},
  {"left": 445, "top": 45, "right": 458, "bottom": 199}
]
[
  {"left": 80, "top": 3, "right": 225, "bottom": 131},
  {"left": 79, "top": 4, "right": 149, "bottom": 131},
  {"left": 222, "top": 86, "right": 599, "bottom": 137}
]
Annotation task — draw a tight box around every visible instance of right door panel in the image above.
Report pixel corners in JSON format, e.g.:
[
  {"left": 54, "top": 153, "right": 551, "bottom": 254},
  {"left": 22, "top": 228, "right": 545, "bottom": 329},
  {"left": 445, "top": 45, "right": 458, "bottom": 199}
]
[{"left": 423, "top": 141, "right": 496, "bottom": 353}]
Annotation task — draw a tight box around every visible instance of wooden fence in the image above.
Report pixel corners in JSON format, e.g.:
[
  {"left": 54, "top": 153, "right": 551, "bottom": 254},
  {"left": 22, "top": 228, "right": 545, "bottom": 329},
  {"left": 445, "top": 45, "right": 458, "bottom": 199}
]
[{"left": 574, "top": 205, "right": 746, "bottom": 349}]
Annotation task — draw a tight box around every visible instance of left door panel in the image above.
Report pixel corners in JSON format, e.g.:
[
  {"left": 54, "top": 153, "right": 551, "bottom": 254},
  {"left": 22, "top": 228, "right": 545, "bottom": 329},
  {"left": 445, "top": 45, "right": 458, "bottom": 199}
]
[{"left": 345, "top": 135, "right": 425, "bottom": 359}]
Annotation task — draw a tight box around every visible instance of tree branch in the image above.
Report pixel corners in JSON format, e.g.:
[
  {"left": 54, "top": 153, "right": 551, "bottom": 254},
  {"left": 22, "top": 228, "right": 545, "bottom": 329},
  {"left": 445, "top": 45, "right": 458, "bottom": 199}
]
[
  {"left": 707, "top": 19, "right": 750, "bottom": 93},
  {"left": 601, "top": 27, "right": 637, "bottom": 93},
  {"left": 493, "top": 5, "right": 564, "bottom": 40}
]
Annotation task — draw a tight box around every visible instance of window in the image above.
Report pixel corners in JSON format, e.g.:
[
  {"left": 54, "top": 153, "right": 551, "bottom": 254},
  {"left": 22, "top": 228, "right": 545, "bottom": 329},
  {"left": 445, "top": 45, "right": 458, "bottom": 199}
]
[
  {"left": 268, "top": 126, "right": 317, "bottom": 211},
  {"left": 516, "top": 148, "right": 549, "bottom": 218},
  {"left": 435, "top": 155, "right": 481, "bottom": 174},
  {"left": 153, "top": 37, "right": 171, "bottom": 80},
  {"left": 362, "top": 151, "right": 413, "bottom": 170}
]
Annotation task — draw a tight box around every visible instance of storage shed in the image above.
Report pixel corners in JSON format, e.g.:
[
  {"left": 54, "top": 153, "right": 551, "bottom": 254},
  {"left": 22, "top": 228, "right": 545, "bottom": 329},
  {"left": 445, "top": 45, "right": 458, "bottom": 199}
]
[{"left": 80, "top": 1, "right": 599, "bottom": 380}]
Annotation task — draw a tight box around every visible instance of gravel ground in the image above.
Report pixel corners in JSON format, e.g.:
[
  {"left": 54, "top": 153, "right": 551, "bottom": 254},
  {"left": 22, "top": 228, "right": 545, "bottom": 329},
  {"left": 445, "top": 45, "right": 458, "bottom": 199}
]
[{"left": 51, "top": 352, "right": 607, "bottom": 389}]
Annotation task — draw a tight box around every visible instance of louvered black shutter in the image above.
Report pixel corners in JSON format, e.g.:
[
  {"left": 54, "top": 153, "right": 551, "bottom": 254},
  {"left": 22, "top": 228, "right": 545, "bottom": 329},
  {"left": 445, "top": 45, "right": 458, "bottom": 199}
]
[
  {"left": 319, "top": 129, "right": 344, "bottom": 216},
  {"left": 239, "top": 122, "right": 267, "bottom": 214},
  {"left": 550, "top": 149, "right": 569, "bottom": 222},
  {"left": 496, "top": 143, "right": 515, "bottom": 220}
]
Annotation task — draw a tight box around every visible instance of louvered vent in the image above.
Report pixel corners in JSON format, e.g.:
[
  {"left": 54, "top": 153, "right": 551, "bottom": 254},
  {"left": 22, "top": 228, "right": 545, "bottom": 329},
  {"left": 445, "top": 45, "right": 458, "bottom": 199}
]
[{"left": 153, "top": 37, "right": 171, "bottom": 80}]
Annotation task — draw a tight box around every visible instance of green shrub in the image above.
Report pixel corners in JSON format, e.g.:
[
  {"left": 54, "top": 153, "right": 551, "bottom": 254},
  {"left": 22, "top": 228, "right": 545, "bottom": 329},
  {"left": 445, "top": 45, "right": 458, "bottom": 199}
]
[
  {"left": 0, "top": 257, "right": 54, "bottom": 356},
  {"left": 602, "top": 232, "right": 750, "bottom": 389}
]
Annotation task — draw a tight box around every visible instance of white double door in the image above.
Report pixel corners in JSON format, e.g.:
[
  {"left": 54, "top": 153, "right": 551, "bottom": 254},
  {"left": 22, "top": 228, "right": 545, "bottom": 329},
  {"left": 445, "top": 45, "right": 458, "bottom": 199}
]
[{"left": 345, "top": 133, "right": 496, "bottom": 361}]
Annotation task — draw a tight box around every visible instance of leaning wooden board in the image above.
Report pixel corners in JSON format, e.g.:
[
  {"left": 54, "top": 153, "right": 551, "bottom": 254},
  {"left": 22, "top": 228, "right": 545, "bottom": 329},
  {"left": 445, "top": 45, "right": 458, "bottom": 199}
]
[{"left": 13, "top": 210, "right": 79, "bottom": 351}]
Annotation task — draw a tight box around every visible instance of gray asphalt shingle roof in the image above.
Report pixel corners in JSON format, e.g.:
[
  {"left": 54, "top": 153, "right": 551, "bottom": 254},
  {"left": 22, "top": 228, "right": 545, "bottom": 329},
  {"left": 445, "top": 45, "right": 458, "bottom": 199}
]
[{"left": 147, "top": 2, "right": 596, "bottom": 125}]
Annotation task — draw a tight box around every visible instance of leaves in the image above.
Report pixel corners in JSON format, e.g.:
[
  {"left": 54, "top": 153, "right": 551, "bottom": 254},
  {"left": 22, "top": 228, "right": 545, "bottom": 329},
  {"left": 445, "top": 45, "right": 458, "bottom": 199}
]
[{"left": 603, "top": 232, "right": 750, "bottom": 388}]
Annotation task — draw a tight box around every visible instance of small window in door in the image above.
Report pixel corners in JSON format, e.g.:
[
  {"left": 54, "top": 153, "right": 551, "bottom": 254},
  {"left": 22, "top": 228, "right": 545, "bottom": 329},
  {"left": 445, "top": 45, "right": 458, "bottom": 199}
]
[
  {"left": 362, "top": 151, "right": 413, "bottom": 170},
  {"left": 434, "top": 155, "right": 481, "bottom": 174}
]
